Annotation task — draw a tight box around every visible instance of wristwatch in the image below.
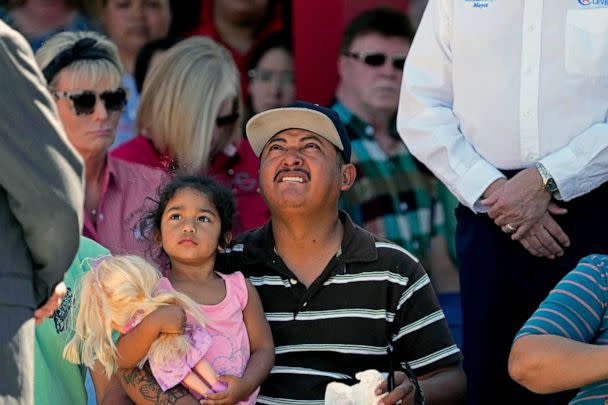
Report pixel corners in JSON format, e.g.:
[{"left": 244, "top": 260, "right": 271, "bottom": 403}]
[{"left": 536, "top": 162, "right": 560, "bottom": 198}]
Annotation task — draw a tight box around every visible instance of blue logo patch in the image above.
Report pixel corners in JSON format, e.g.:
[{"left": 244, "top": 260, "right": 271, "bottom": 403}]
[{"left": 578, "top": 0, "right": 608, "bottom": 6}]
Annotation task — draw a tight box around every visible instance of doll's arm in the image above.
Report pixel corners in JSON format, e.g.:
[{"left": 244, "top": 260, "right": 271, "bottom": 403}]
[
  {"left": 116, "top": 305, "right": 186, "bottom": 368},
  {"left": 204, "top": 281, "right": 274, "bottom": 404}
]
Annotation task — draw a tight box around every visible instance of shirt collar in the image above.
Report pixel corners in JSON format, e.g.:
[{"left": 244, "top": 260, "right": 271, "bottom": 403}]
[
  {"left": 236, "top": 210, "right": 378, "bottom": 265},
  {"left": 331, "top": 99, "right": 399, "bottom": 139}
]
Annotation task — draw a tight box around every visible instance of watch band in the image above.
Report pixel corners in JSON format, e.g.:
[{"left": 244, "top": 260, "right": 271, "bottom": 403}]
[{"left": 536, "top": 162, "right": 560, "bottom": 198}]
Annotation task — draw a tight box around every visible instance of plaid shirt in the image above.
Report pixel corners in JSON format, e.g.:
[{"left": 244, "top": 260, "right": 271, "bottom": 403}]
[{"left": 332, "top": 100, "right": 445, "bottom": 260}]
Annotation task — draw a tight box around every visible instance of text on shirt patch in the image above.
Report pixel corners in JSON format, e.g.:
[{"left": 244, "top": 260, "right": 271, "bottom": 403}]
[{"left": 464, "top": 0, "right": 495, "bottom": 9}]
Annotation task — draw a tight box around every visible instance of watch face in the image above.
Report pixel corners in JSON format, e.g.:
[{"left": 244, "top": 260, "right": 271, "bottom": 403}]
[{"left": 546, "top": 178, "right": 558, "bottom": 193}]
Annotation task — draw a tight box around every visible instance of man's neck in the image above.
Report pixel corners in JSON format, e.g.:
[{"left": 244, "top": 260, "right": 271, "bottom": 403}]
[
  {"left": 335, "top": 92, "right": 394, "bottom": 135},
  {"left": 271, "top": 210, "right": 344, "bottom": 287},
  {"left": 213, "top": 11, "right": 255, "bottom": 54}
]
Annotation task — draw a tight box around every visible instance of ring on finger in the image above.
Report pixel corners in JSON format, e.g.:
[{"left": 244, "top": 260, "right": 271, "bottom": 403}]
[{"left": 505, "top": 223, "right": 517, "bottom": 233}]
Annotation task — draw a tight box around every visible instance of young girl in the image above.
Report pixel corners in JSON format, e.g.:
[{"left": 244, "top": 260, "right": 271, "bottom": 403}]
[
  {"left": 119, "top": 176, "right": 274, "bottom": 404},
  {"left": 64, "top": 255, "right": 228, "bottom": 397}
]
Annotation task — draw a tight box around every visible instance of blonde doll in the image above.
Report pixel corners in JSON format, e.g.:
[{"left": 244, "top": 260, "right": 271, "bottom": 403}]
[{"left": 64, "top": 255, "right": 227, "bottom": 397}]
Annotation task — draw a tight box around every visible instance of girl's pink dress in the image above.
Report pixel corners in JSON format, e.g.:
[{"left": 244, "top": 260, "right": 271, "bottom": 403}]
[{"left": 159, "top": 272, "right": 259, "bottom": 405}]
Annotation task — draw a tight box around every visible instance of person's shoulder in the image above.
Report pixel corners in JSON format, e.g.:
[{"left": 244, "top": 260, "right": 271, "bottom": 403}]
[
  {"left": 109, "top": 154, "right": 169, "bottom": 185},
  {"left": 77, "top": 236, "right": 110, "bottom": 260},
  {"left": 0, "top": 20, "right": 31, "bottom": 55},
  {"left": 110, "top": 135, "right": 155, "bottom": 163},
  {"left": 368, "top": 233, "right": 422, "bottom": 273},
  {"left": 576, "top": 254, "right": 608, "bottom": 276}
]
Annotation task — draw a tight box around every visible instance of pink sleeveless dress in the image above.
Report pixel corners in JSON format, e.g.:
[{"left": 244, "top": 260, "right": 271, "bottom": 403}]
[{"left": 158, "top": 272, "right": 259, "bottom": 405}]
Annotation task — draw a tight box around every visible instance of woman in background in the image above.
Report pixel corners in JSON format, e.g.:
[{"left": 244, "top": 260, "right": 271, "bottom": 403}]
[
  {"left": 0, "top": 0, "right": 96, "bottom": 50},
  {"left": 92, "top": 0, "right": 172, "bottom": 147},
  {"left": 35, "top": 30, "right": 168, "bottom": 259},
  {"left": 112, "top": 36, "right": 269, "bottom": 234},
  {"left": 246, "top": 31, "right": 295, "bottom": 119}
]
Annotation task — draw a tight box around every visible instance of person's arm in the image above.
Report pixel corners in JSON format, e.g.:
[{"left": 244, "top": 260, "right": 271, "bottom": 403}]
[
  {"left": 377, "top": 364, "right": 465, "bottom": 405},
  {"left": 397, "top": 0, "right": 504, "bottom": 212},
  {"left": 90, "top": 362, "right": 111, "bottom": 403},
  {"left": 204, "top": 280, "right": 275, "bottom": 405},
  {"left": 508, "top": 255, "right": 608, "bottom": 393},
  {"left": 509, "top": 334, "right": 608, "bottom": 394},
  {"left": 386, "top": 261, "right": 465, "bottom": 404},
  {"left": 0, "top": 24, "right": 84, "bottom": 307},
  {"left": 116, "top": 364, "right": 200, "bottom": 405},
  {"left": 115, "top": 305, "right": 186, "bottom": 368}
]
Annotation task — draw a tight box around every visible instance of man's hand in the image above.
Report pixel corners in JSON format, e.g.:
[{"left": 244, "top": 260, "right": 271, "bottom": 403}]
[
  {"left": 481, "top": 178, "right": 507, "bottom": 201},
  {"left": 200, "top": 374, "right": 252, "bottom": 405},
  {"left": 375, "top": 371, "right": 416, "bottom": 405},
  {"left": 516, "top": 211, "right": 570, "bottom": 259},
  {"left": 482, "top": 167, "right": 552, "bottom": 236},
  {"left": 34, "top": 281, "right": 66, "bottom": 325}
]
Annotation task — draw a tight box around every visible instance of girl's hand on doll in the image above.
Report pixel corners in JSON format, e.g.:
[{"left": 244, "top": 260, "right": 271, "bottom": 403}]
[
  {"left": 200, "top": 375, "right": 252, "bottom": 405},
  {"left": 151, "top": 304, "right": 186, "bottom": 334}
]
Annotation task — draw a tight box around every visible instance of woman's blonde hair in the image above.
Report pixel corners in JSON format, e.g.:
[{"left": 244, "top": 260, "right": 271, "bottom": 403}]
[
  {"left": 137, "top": 36, "right": 242, "bottom": 174},
  {"left": 63, "top": 255, "right": 206, "bottom": 379},
  {"left": 35, "top": 31, "right": 123, "bottom": 89}
]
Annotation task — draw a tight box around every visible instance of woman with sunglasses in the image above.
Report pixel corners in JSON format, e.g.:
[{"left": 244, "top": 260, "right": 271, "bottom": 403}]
[
  {"left": 35, "top": 31, "right": 169, "bottom": 260},
  {"left": 112, "top": 36, "right": 269, "bottom": 234}
]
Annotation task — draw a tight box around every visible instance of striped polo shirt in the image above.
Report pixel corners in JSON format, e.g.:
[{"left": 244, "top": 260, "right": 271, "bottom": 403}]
[
  {"left": 515, "top": 254, "right": 608, "bottom": 404},
  {"left": 331, "top": 100, "right": 445, "bottom": 261},
  {"left": 224, "top": 211, "right": 462, "bottom": 405}
]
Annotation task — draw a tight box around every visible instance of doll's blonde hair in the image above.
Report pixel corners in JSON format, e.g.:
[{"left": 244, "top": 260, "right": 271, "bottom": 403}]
[{"left": 63, "top": 255, "right": 206, "bottom": 378}]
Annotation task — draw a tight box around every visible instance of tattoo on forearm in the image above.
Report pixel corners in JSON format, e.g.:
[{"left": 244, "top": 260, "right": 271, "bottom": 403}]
[{"left": 120, "top": 364, "right": 190, "bottom": 405}]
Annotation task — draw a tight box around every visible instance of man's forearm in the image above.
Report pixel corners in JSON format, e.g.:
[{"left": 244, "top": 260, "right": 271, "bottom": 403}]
[
  {"left": 418, "top": 365, "right": 466, "bottom": 404},
  {"left": 116, "top": 364, "right": 200, "bottom": 405}
]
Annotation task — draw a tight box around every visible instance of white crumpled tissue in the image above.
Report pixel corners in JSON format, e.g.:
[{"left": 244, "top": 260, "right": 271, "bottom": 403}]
[{"left": 324, "top": 369, "right": 387, "bottom": 405}]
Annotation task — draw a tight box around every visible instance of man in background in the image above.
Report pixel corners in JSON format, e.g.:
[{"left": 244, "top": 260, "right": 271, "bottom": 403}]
[{"left": 399, "top": 1, "right": 608, "bottom": 403}]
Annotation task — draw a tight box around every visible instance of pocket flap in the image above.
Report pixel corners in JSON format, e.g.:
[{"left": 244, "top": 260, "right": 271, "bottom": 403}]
[{"left": 567, "top": 9, "right": 608, "bottom": 33}]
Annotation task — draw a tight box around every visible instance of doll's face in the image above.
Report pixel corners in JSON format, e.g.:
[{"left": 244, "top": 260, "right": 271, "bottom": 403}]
[{"left": 159, "top": 188, "right": 223, "bottom": 268}]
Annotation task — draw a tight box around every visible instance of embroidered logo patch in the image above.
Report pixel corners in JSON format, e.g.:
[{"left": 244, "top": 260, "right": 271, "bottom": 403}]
[{"left": 578, "top": 0, "right": 608, "bottom": 6}]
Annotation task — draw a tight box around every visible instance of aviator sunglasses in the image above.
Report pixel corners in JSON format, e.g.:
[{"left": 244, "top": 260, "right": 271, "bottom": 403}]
[
  {"left": 53, "top": 88, "right": 128, "bottom": 116},
  {"left": 342, "top": 51, "right": 406, "bottom": 70}
]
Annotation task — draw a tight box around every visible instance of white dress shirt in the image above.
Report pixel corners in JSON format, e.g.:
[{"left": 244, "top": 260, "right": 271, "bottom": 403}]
[{"left": 397, "top": 0, "right": 608, "bottom": 212}]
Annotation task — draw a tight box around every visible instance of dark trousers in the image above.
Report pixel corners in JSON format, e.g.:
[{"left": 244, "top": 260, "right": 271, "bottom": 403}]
[
  {"left": 0, "top": 305, "right": 34, "bottom": 405},
  {"left": 456, "top": 182, "right": 608, "bottom": 405}
]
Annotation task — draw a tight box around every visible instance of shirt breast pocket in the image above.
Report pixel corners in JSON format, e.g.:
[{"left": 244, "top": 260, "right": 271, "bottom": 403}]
[{"left": 565, "top": 9, "right": 608, "bottom": 77}]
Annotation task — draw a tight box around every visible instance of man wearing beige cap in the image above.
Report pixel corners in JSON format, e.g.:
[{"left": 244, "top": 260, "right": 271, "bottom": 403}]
[
  {"left": 235, "top": 101, "right": 465, "bottom": 404},
  {"left": 114, "top": 101, "right": 465, "bottom": 405}
]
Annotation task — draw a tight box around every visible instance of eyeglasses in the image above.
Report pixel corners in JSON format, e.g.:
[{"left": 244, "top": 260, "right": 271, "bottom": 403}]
[
  {"left": 53, "top": 88, "right": 127, "bottom": 116},
  {"left": 342, "top": 51, "right": 406, "bottom": 71},
  {"left": 248, "top": 68, "right": 295, "bottom": 87}
]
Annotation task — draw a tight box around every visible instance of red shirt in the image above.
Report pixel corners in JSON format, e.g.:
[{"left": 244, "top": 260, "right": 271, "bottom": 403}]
[
  {"left": 111, "top": 135, "right": 269, "bottom": 234},
  {"left": 83, "top": 156, "right": 170, "bottom": 259},
  {"left": 188, "top": 0, "right": 285, "bottom": 100}
]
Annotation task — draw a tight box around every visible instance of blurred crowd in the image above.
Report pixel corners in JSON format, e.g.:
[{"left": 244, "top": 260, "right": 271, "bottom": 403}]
[{"left": 3, "top": 1, "right": 608, "bottom": 405}]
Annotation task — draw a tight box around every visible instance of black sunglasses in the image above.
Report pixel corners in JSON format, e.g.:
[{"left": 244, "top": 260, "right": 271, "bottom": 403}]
[
  {"left": 53, "top": 88, "right": 128, "bottom": 116},
  {"left": 216, "top": 99, "right": 240, "bottom": 127},
  {"left": 343, "top": 51, "right": 406, "bottom": 70}
]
